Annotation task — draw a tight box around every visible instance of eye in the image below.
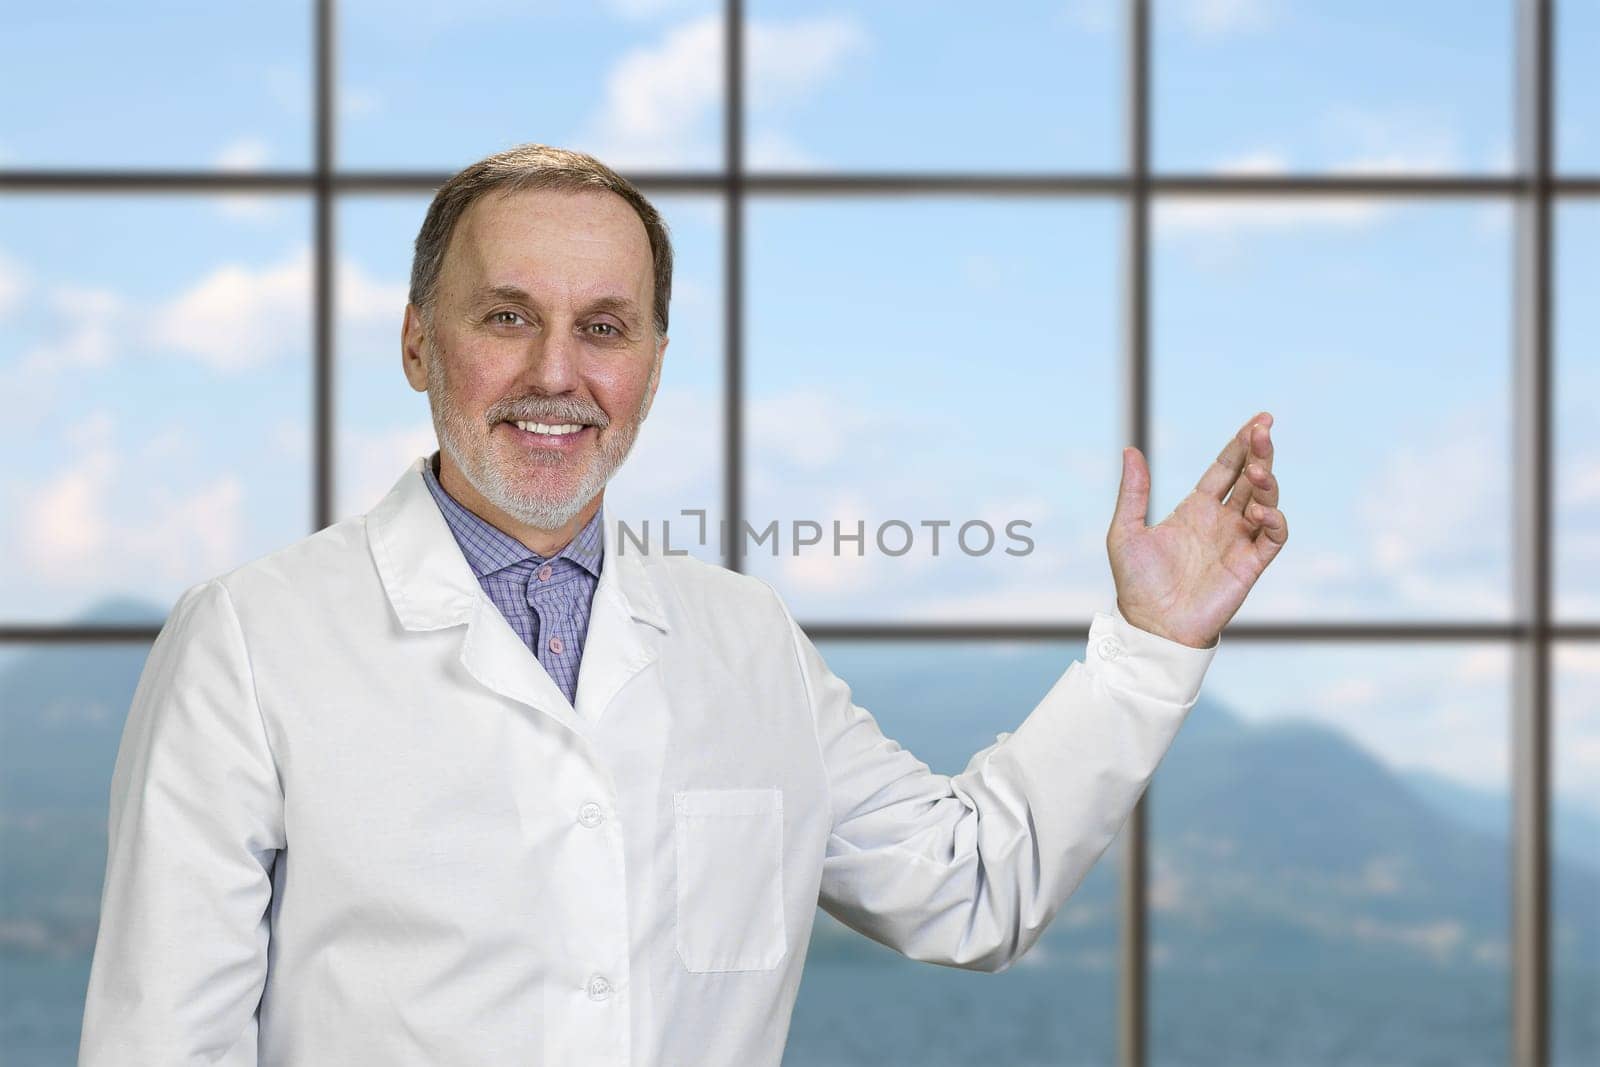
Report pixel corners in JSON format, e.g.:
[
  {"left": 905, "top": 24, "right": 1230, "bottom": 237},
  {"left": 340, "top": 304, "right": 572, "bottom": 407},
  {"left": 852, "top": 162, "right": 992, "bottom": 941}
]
[
  {"left": 489, "top": 310, "right": 527, "bottom": 326},
  {"left": 586, "top": 322, "right": 620, "bottom": 338}
]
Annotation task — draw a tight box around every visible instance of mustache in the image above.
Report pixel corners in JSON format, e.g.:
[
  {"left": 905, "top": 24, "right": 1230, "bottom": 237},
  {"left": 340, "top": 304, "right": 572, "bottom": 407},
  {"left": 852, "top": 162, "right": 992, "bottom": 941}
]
[
  {"left": 421, "top": 335, "right": 610, "bottom": 430},
  {"left": 486, "top": 396, "right": 610, "bottom": 428}
]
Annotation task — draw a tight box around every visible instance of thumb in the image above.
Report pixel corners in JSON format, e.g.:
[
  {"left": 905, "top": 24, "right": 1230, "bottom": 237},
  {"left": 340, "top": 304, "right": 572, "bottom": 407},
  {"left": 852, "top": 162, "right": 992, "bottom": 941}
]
[{"left": 1110, "top": 446, "right": 1150, "bottom": 534}]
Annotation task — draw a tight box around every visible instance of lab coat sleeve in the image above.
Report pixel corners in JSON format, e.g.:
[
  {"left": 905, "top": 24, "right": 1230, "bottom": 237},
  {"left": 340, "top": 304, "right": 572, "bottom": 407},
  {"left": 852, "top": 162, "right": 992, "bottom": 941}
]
[
  {"left": 784, "top": 595, "right": 1217, "bottom": 973},
  {"left": 79, "top": 579, "right": 286, "bottom": 1066}
]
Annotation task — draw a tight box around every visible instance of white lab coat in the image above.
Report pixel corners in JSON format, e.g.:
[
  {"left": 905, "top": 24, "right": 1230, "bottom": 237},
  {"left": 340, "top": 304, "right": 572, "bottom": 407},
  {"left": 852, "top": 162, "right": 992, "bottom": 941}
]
[{"left": 79, "top": 455, "right": 1218, "bottom": 1066}]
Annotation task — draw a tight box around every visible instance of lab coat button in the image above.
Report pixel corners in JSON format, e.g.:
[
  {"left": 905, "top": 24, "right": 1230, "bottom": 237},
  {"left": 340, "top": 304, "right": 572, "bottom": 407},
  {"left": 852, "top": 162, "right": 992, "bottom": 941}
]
[
  {"left": 587, "top": 974, "right": 613, "bottom": 1001},
  {"left": 1095, "top": 635, "right": 1127, "bottom": 662},
  {"left": 578, "top": 801, "right": 605, "bottom": 828}
]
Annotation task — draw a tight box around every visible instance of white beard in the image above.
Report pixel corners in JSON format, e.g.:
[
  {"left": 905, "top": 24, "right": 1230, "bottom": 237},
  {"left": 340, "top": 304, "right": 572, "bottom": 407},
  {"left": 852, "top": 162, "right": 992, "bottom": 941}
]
[{"left": 425, "top": 333, "right": 658, "bottom": 531}]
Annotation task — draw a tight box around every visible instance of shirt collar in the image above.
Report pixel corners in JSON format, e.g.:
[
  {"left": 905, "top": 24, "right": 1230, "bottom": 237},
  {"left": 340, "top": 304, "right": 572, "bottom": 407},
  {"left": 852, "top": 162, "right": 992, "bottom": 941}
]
[{"left": 421, "top": 450, "right": 604, "bottom": 581}]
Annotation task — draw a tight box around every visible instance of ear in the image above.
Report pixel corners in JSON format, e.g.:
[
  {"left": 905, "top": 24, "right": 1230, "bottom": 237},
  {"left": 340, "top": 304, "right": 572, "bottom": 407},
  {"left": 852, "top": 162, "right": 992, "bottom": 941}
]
[
  {"left": 401, "top": 303, "right": 430, "bottom": 393},
  {"left": 639, "top": 335, "right": 668, "bottom": 422}
]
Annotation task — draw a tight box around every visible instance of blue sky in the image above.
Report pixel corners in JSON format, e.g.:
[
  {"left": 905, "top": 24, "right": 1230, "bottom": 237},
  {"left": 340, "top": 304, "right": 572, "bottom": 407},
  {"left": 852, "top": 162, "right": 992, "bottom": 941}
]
[{"left": 0, "top": 1, "right": 1596, "bottom": 813}]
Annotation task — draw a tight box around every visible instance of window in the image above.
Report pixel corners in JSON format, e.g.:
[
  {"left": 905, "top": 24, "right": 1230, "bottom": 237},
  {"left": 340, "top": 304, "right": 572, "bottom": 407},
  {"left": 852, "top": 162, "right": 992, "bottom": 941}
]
[{"left": 1, "top": 3, "right": 1591, "bottom": 1064}]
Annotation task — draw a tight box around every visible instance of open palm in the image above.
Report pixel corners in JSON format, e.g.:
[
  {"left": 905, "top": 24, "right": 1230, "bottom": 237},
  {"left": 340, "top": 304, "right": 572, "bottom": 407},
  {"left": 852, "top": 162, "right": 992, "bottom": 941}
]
[{"left": 1106, "top": 413, "right": 1287, "bottom": 648}]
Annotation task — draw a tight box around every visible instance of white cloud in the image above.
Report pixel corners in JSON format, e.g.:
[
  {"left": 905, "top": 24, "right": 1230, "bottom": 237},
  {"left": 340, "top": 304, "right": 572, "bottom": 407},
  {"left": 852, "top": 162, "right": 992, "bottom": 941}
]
[
  {"left": 210, "top": 136, "right": 283, "bottom": 221},
  {"left": 1474, "top": 202, "right": 1511, "bottom": 238},
  {"left": 587, "top": 15, "right": 722, "bottom": 167},
  {"left": 142, "top": 248, "right": 399, "bottom": 372},
  {"left": 776, "top": 490, "right": 884, "bottom": 595},
  {"left": 125, "top": 476, "right": 247, "bottom": 586},
  {"left": 16, "top": 251, "right": 399, "bottom": 387},
  {"left": 600, "top": 0, "right": 701, "bottom": 19},
  {"left": 270, "top": 419, "right": 310, "bottom": 465},
  {"left": 1551, "top": 645, "right": 1600, "bottom": 818},
  {"left": 333, "top": 257, "right": 411, "bottom": 372},
  {"left": 1563, "top": 453, "right": 1600, "bottom": 507},
  {"left": 0, "top": 247, "right": 28, "bottom": 319},
  {"left": 608, "top": 385, "right": 720, "bottom": 502},
  {"left": 213, "top": 137, "right": 270, "bottom": 171},
  {"left": 1227, "top": 643, "right": 1514, "bottom": 795},
  {"left": 745, "top": 129, "right": 820, "bottom": 170},
  {"left": 747, "top": 386, "right": 879, "bottom": 471},
  {"left": 1316, "top": 677, "right": 1380, "bottom": 709},
  {"left": 1354, "top": 404, "right": 1508, "bottom": 615},
  {"left": 599, "top": 384, "right": 724, "bottom": 564},
  {"left": 740, "top": 385, "right": 1117, "bottom": 621},
  {"left": 15, "top": 412, "right": 248, "bottom": 589},
  {"left": 746, "top": 15, "right": 867, "bottom": 112},
  {"left": 1322, "top": 106, "right": 1461, "bottom": 175},
  {"left": 1157, "top": 149, "right": 1385, "bottom": 234},
  {"left": 1457, "top": 646, "right": 1510, "bottom": 683},
  {"left": 584, "top": 13, "right": 865, "bottom": 168},
  {"left": 1176, "top": 0, "right": 1276, "bottom": 38},
  {"left": 903, "top": 574, "right": 1114, "bottom": 623},
  {"left": 18, "top": 285, "right": 126, "bottom": 372},
  {"left": 1220, "top": 398, "right": 1513, "bottom": 623},
  {"left": 20, "top": 419, "right": 115, "bottom": 575},
  {"left": 339, "top": 257, "right": 410, "bottom": 325},
  {"left": 1212, "top": 149, "right": 1289, "bottom": 174},
  {"left": 337, "top": 422, "right": 440, "bottom": 521},
  {"left": 1161, "top": 108, "right": 1465, "bottom": 237},
  {"left": 1059, "top": 0, "right": 1117, "bottom": 35},
  {"left": 1156, "top": 195, "right": 1383, "bottom": 235},
  {"left": 147, "top": 246, "right": 312, "bottom": 370},
  {"left": 340, "top": 86, "right": 383, "bottom": 120}
]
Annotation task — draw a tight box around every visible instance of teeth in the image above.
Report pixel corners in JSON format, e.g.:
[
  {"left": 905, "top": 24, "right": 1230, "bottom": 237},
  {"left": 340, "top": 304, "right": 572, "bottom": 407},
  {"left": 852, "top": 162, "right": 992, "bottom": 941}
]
[{"left": 513, "top": 421, "right": 585, "bottom": 435}]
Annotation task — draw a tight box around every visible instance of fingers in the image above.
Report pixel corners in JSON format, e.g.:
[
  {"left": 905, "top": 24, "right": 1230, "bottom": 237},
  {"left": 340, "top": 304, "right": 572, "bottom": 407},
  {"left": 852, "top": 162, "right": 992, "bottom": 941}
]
[
  {"left": 1225, "top": 418, "right": 1277, "bottom": 513},
  {"left": 1244, "top": 499, "right": 1289, "bottom": 566},
  {"left": 1196, "top": 411, "right": 1269, "bottom": 501},
  {"left": 1109, "top": 446, "right": 1151, "bottom": 536}
]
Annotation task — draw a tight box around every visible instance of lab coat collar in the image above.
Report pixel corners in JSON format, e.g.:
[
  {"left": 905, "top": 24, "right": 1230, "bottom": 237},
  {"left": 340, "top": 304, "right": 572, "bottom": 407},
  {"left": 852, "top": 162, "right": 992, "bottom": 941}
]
[{"left": 365, "top": 455, "right": 669, "bottom": 730}]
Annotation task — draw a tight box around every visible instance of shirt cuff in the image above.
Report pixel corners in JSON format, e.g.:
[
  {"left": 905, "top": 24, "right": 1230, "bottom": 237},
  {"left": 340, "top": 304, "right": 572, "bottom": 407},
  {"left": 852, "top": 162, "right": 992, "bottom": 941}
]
[{"left": 1084, "top": 603, "right": 1220, "bottom": 708}]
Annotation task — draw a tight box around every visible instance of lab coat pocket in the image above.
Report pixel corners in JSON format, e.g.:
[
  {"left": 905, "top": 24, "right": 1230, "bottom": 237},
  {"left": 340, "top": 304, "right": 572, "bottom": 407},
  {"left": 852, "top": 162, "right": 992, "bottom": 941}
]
[{"left": 673, "top": 787, "right": 788, "bottom": 973}]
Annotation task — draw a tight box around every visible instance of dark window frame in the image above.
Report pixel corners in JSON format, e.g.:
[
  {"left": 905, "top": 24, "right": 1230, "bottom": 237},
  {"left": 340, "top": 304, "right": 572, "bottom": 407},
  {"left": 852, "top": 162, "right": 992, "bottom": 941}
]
[{"left": 0, "top": 2, "right": 1594, "bottom": 1064}]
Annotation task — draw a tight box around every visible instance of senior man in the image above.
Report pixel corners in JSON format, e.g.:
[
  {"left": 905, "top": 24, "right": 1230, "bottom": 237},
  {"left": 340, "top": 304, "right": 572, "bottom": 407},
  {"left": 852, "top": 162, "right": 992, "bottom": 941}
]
[{"left": 79, "top": 143, "right": 1288, "bottom": 1066}]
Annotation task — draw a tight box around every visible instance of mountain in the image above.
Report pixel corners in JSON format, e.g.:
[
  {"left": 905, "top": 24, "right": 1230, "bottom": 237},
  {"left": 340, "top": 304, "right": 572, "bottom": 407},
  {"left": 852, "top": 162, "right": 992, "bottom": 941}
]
[
  {"left": 2, "top": 605, "right": 1596, "bottom": 975},
  {"left": 801, "top": 647, "right": 1600, "bottom": 974},
  {"left": 0, "top": 596, "right": 172, "bottom": 957},
  {"left": 1399, "top": 764, "right": 1600, "bottom": 876}
]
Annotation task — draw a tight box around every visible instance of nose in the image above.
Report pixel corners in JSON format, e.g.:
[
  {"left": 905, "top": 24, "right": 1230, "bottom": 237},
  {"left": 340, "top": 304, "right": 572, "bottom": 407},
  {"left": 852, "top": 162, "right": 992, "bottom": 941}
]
[{"left": 522, "top": 328, "right": 582, "bottom": 396}]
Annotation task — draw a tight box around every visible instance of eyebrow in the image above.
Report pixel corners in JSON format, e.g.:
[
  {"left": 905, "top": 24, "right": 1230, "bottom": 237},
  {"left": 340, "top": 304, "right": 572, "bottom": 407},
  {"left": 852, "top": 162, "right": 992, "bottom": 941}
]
[{"left": 473, "top": 285, "right": 642, "bottom": 321}]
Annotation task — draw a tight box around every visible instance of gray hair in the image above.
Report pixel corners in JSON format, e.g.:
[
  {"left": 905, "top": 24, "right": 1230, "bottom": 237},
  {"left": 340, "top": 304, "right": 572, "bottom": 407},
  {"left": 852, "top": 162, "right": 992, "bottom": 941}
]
[{"left": 408, "top": 143, "right": 674, "bottom": 340}]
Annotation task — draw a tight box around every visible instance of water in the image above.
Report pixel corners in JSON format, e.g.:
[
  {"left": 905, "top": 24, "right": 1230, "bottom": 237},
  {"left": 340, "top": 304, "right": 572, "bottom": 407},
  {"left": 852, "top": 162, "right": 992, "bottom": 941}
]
[
  {"left": 783, "top": 957, "right": 1115, "bottom": 1066},
  {"left": 1, "top": 955, "right": 90, "bottom": 1067},
  {"left": 6, "top": 954, "right": 1594, "bottom": 1066}
]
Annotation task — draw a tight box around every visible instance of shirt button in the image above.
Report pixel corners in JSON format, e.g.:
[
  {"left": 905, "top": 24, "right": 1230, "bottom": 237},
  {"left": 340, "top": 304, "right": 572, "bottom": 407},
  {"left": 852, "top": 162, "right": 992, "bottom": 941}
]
[
  {"left": 578, "top": 801, "right": 605, "bottom": 828},
  {"left": 587, "top": 974, "right": 612, "bottom": 1001},
  {"left": 537, "top": 563, "right": 553, "bottom": 582},
  {"left": 548, "top": 635, "right": 564, "bottom": 654},
  {"left": 1096, "top": 635, "right": 1127, "bottom": 662}
]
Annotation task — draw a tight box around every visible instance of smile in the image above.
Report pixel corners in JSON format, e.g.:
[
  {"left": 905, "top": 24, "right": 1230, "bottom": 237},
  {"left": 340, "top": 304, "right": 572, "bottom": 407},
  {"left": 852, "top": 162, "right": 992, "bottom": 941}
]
[{"left": 501, "top": 420, "right": 595, "bottom": 451}]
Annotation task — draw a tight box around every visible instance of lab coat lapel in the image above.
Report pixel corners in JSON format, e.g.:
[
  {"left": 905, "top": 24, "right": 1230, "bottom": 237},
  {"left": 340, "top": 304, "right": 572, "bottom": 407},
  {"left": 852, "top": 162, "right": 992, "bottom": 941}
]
[
  {"left": 573, "top": 504, "right": 669, "bottom": 727},
  {"left": 365, "top": 456, "right": 582, "bottom": 736},
  {"left": 365, "top": 457, "right": 672, "bottom": 731},
  {"left": 458, "top": 595, "right": 582, "bottom": 732}
]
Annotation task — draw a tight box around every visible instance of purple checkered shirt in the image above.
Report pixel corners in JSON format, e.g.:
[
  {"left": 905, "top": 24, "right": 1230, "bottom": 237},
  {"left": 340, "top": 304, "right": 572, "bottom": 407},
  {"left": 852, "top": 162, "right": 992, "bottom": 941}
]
[{"left": 421, "top": 450, "right": 603, "bottom": 707}]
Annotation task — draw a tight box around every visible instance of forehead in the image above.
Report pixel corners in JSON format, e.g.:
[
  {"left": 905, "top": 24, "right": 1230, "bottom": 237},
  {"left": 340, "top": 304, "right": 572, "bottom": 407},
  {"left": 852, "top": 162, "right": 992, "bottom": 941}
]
[{"left": 444, "top": 186, "right": 653, "bottom": 302}]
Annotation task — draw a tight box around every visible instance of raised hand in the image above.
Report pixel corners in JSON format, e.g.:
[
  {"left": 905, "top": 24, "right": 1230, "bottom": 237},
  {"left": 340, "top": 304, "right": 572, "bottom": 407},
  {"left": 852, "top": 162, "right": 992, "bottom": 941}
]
[{"left": 1105, "top": 412, "right": 1288, "bottom": 648}]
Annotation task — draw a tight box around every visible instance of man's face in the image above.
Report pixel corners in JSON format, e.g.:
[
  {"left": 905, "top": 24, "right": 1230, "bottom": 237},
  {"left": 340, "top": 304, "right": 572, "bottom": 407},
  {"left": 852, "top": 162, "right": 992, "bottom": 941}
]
[{"left": 404, "top": 186, "right": 665, "bottom": 532}]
